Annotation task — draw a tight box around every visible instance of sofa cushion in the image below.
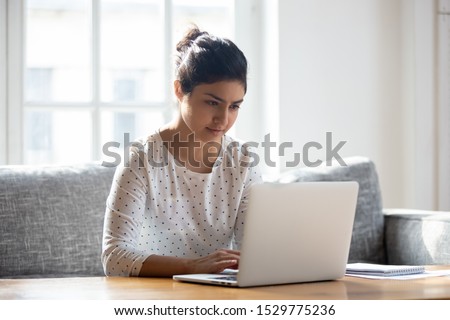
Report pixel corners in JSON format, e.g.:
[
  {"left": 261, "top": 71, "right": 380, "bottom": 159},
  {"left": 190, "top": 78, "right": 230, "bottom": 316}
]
[
  {"left": 277, "top": 156, "right": 385, "bottom": 264},
  {"left": 384, "top": 209, "right": 450, "bottom": 265},
  {"left": 0, "top": 163, "right": 115, "bottom": 278}
]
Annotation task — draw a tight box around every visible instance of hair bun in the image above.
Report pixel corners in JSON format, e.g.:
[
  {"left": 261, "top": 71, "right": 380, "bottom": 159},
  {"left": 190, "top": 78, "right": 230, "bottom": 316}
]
[
  {"left": 176, "top": 26, "right": 208, "bottom": 53},
  {"left": 174, "top": 26, "right": 247, "bottom": 95}
]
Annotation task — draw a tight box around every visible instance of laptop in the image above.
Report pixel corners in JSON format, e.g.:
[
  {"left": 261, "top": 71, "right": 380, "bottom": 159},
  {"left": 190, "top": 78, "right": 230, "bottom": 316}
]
[{"left": 173, "top": 181, "right": 359, "bottom": 287}]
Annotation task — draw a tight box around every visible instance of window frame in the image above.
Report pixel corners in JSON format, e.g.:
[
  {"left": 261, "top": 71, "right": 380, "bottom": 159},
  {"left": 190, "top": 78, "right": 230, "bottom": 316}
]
[
  {"left": 23, "top": 0, "right": 172, "bottom": 164},
  {"left": 5, "top": 0, "right": 176, "bottom": 165},
  {"left": 6, "top": 0, "right": 24, "bottom": 165}
]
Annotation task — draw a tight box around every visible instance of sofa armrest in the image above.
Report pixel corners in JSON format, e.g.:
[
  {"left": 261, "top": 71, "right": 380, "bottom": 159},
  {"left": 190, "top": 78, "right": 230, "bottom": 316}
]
[{"left": 383, "top": 208, "right": 450, "bottom": 265}]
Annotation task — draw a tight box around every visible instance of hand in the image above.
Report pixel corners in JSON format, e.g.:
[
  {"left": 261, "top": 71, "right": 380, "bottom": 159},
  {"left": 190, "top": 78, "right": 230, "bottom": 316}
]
[{"left": 187, "top": 249, "right": 240, "bottom": 274}]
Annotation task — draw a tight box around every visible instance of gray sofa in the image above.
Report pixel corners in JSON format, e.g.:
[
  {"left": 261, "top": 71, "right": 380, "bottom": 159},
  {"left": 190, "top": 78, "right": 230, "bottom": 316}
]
[
  {"left": 1, "top": 157, "right": 449, "bottom": 278},
  {"left": 277, "top": 157, "right": 450, "bottom": 266},
  {"left": 0, "top": 163, "right": 115, "bottom": 278}
]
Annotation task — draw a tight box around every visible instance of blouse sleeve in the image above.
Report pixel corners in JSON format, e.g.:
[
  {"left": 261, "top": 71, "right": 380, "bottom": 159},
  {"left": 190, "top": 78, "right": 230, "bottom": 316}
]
[{"left": 101, "top": 146, "right": 150, "bottom": 276}]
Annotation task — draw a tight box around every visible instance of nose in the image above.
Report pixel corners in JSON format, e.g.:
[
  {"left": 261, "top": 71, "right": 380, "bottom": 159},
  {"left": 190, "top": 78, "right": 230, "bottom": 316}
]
[{"left": 213, "top": 106, "right": 228, "bottom": 126}]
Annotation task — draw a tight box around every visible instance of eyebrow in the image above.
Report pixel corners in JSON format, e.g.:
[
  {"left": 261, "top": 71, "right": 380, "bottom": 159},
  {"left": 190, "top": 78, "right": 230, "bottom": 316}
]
[{"left": 205, "top": 93, "right": 244, "bottom": 104}]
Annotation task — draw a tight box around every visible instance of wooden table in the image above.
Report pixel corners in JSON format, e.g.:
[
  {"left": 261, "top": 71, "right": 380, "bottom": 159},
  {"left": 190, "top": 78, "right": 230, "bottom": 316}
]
[{"left": 1, "top": 267, "right": 450, "bottom": 300}]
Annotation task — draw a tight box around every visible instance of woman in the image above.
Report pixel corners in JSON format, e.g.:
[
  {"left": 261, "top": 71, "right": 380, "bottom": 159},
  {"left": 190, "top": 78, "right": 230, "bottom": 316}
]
[{"left": 101, "top": 27, "right": 262, "bottom": 277}]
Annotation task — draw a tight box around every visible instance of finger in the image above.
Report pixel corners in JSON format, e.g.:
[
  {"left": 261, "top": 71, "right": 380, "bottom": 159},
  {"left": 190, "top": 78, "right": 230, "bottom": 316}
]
[
  {"left": 227, "top": 261, "right": 239, "bottom": 270},
  {"left": 221, "top": 249, "right": 240, "bottom": 256},
  {"left": 215, "top": 250, "right": 240, "bottom": 260},
  {"left": 213, "top": 259, "right": 239, "bottom": 273}
]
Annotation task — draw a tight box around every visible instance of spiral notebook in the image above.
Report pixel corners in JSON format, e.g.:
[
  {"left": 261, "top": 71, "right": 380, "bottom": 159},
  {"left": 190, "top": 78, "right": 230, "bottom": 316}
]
[{"left": 346, "top": 263, "right": 425, "bottom": 277}]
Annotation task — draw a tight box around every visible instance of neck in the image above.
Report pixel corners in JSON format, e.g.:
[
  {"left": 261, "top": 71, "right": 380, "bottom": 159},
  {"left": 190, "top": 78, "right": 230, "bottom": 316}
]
[{"left": 158, "top": 120, "right": 222, "bottom": 173}]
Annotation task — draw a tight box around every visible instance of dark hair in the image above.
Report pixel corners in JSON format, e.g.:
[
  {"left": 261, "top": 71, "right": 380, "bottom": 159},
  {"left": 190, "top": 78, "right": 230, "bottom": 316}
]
[{"left": 175, "top": 26, "right": 248, "bottom": 95}]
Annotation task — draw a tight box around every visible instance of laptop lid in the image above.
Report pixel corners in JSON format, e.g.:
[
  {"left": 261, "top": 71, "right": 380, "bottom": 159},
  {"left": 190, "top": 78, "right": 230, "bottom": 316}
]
[
  {"left": 236, "top": 181, "right": 358, "bottom": 287},
  {"left": 173, "top": 181, "right": 359, "bottom": 287}
]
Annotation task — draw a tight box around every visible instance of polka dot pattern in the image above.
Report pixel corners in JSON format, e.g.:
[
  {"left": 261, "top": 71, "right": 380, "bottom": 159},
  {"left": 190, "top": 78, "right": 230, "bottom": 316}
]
[{"left": 101, "top": 133, "right": 263, "bottom": 276}]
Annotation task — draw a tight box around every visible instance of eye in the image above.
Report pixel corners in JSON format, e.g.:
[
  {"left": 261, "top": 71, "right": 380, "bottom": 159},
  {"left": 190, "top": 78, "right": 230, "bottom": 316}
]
[
  {"left": 206, "top": 100, "right": 219, "bottom": 106},
  {"left": 230, "top": 104, "right": 240, "bottom": 110}
]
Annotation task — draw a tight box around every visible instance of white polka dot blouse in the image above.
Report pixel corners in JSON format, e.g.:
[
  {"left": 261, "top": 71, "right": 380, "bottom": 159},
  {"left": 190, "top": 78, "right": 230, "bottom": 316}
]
[{"left": 101, "top": 132, "right": 263, "bottom": 276}]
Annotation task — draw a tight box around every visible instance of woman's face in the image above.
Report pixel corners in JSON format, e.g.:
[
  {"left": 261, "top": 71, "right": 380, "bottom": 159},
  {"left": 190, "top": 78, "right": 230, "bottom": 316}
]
[{"left": 175, "top": 80, "right": 245, "bottom": 143}]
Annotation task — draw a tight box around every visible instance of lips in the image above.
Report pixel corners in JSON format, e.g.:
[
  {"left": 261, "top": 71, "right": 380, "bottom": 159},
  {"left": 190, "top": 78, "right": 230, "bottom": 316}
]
[
  {"left": 207, "top": 127, "right": 224, "bottom": 135},
  {"left": 208, "top": 127, "right": 223, "bottom": 132}
]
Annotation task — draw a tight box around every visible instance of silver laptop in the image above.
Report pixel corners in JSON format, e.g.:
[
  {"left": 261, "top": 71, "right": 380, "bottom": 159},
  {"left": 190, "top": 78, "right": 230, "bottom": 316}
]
[{"left": 173, "top": 181, "right": 359, "bottom": 287}]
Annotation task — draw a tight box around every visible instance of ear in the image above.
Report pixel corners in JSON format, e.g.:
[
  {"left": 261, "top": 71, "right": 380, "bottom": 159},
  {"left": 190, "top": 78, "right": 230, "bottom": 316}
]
[{"left": 173, "top": 80, "right": 184, "bottom": 102}]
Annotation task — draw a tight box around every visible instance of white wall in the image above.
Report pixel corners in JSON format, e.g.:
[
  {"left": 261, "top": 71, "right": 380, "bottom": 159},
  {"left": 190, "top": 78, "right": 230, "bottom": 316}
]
[
  {"left": 261, "top": 0, "right": 438, "bottom": 209},
  {"left": 0, "top": 0, "right": 6, "bottom": 165},
  {"left": 410, "top": 0, "right": 438, "bottom": 210},
  {"left": 437, "top": 0, "right": 450, "bottom": 210}
]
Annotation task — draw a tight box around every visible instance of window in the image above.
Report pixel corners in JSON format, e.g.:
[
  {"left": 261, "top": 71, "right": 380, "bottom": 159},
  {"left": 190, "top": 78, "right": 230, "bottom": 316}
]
[{"left": 3, "top": 0, "right": 237, "bottom": 165}]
